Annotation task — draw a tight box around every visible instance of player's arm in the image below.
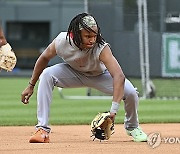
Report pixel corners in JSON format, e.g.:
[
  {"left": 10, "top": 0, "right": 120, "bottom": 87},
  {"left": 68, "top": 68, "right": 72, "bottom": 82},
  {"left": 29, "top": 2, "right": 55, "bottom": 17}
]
[
  {"left": 99, "top": 45, "right": 125, "bottom": 118},
  {"left": 0, "top": 26, "right": 7, "bottom": 47},
  {"left": 21, "top": 40, "right": 57, "bottom": 104},
  {"left": 29, "top": 41, "right": 57, "bottom": 87},
  {"left": 100, "top": 45, "right": 125, "bottom": 102}
]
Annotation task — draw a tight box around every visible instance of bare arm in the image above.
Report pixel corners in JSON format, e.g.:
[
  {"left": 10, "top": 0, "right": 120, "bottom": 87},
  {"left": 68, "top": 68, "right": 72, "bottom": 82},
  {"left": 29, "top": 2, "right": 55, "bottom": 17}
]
[
  {"left": 0, "top": 26, "right": 7, "bottom": 46},
  {"left": 29, "top": 41, "right": 57, "bottom": 86},
  {"left": 99, "top": 45, "right": 125, "bottom": 103},
  {"left": 99, "top": 45, "right": 125, "bottom": 120},
  {"left": 21, "top": 41, "right": 57, "bottom": 104}
]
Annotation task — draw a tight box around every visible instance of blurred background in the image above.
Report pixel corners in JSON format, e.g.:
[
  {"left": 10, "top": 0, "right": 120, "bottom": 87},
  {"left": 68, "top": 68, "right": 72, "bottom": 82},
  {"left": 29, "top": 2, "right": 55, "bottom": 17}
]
[{"left": 0, "top": 0, "right": 180, "bottom": 98}]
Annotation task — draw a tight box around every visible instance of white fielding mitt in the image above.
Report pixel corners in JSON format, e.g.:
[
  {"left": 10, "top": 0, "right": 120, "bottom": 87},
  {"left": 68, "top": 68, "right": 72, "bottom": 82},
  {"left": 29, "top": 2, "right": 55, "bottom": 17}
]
[{"left": 0, "top": 43, "right": 17, "bottom": 71}]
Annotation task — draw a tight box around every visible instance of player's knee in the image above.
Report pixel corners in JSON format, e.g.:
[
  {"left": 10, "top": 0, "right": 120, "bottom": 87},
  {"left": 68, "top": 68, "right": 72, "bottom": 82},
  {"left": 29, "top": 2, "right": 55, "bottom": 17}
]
[
  {"left": 40, "top": 67, "right": 52, "bottom": 81},
  {"left": 124, "top": 88, "right": 138, "bottom": 101}
]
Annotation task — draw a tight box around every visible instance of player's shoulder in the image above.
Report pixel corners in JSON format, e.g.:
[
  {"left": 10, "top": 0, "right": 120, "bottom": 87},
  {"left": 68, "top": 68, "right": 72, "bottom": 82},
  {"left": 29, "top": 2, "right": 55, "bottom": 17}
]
[
  {"left": 56, "top": 32, "right": 67, "bottom": 40},
  {"left": 97, "top": 42, "right": 110, "bottom": 52},
  {"left": 54, "top": 32, "right": 69, "bottom": 45}
]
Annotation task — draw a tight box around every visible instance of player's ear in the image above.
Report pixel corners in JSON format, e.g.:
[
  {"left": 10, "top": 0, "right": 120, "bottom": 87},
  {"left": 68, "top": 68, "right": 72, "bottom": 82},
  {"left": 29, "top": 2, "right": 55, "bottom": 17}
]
[{"left": 69, "top": 32, "right": 74, "bottom": 39}]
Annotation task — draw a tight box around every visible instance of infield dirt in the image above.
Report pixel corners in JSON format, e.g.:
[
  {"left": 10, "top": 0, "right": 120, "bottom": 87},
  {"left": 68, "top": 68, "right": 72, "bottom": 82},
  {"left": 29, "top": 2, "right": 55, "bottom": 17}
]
[{"left": 0, "top": 124, "right": 180, "bottom": 154}]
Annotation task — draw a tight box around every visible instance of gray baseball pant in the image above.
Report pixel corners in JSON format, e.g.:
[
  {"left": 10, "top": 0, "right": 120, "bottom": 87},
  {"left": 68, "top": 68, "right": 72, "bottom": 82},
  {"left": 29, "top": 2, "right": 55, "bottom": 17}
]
[{"left": 36, "top": 63, "right": 139, "bottom": 133}]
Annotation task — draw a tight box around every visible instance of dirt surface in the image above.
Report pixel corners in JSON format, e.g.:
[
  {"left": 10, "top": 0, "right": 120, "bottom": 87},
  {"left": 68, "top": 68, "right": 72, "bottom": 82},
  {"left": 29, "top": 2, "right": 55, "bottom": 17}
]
[{"left": 0, "top": 124, "right": 180, "bottom": 154}]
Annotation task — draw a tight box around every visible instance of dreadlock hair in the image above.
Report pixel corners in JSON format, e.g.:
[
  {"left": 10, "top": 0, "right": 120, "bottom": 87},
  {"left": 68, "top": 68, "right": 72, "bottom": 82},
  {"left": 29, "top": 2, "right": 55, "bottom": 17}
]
[{"left": 66, "top": 13, "right": 105, "bottom": 50}]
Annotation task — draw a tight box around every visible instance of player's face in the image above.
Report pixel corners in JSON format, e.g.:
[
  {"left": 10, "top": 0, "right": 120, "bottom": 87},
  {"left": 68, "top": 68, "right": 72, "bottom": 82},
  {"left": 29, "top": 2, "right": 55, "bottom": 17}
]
[{"left": 80, "top": 26, "right": 98, "bottom": 50}]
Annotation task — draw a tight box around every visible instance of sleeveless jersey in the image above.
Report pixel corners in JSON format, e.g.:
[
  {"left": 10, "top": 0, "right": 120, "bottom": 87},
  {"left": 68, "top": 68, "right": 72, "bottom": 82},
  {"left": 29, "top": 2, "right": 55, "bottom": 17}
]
[{"left": 54, "top": 32, "right": 108, "bottom": 76}]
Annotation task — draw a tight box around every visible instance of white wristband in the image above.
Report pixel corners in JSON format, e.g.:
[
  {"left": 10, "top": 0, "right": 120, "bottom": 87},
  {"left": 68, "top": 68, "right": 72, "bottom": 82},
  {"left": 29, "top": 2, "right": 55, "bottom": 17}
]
[{"left": 110, "top": 101, "right": 120, "bottom": 114}]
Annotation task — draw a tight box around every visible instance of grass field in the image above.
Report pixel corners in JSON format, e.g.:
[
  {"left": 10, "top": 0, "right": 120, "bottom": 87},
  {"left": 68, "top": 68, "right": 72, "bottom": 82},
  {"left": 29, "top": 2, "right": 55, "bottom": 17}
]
[{"left": 0, "top": 77, "right": 180, "bottom": 126}]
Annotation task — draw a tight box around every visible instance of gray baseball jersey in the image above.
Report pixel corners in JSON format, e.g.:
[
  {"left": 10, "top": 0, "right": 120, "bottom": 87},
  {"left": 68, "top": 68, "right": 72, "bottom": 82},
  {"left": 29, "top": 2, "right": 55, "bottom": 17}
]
[{"left": 54, "top": 32, "right": 108, "bottom": 76}]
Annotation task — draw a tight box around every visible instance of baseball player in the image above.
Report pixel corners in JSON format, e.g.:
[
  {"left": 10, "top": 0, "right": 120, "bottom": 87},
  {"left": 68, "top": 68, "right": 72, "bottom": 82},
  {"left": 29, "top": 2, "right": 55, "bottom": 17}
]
[{"left": 21, "top": 13, "right": 147, "bottom": 143}]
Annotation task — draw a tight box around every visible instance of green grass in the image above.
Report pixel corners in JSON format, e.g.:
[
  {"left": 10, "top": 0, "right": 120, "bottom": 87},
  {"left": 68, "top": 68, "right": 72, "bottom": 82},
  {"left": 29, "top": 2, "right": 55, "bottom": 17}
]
[
  {"left": 128, "top": 78, "right": 180, "bottom": 98},
  {"left": 0, "top": 77, "right": 180, "bottom": 126}
]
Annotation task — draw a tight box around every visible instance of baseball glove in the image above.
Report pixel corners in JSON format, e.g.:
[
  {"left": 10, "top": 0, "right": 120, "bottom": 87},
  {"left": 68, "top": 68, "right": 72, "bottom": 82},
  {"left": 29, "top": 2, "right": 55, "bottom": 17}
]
[
  {"left": 0, "top": 43, "right": 16, "bottom": 71},
  {"left": 91, "top": 112, "right": 114, "bottom": 141}
]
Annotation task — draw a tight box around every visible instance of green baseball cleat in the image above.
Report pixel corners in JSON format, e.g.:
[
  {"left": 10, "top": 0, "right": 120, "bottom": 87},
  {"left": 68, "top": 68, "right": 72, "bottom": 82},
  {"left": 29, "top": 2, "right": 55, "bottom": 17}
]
[{"left": 126, "top": 127, "right": 147, "bottom": 142}]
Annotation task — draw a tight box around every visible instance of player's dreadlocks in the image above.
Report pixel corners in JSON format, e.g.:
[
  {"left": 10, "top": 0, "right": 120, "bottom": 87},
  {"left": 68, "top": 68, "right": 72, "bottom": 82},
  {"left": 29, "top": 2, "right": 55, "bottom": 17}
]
[{"left": 66, "top": 13, "right": 105, "bottom": 50}]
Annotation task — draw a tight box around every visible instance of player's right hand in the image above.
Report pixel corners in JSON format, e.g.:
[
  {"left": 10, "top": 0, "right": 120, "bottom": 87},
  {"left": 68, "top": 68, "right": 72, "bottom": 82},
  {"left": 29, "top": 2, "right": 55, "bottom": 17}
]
[{"left": 21, "top": 85, "right": 34, "bottom": 104}]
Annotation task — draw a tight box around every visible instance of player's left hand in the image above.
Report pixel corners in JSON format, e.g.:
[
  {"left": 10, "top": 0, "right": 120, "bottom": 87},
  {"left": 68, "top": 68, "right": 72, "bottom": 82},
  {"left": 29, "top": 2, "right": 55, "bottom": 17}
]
[
  {"left": 109, "top": 112, "right": 116, "bottom": 123},
  {"left": 91, "top": 112, "right": 115, "bottom": 141}
]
